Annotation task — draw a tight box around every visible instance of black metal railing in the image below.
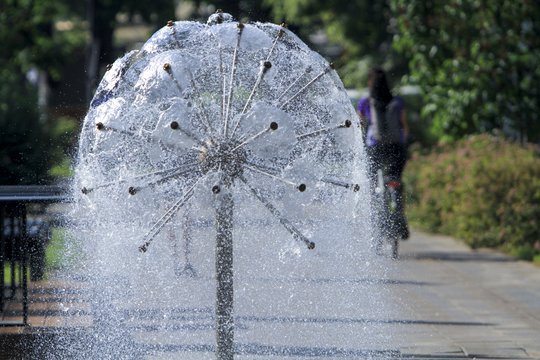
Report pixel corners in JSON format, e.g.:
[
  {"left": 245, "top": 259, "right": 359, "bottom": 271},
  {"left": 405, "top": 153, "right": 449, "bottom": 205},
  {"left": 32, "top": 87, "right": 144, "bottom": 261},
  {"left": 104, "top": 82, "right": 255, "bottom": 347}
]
[{"left": 0, "top": 185, "right": 69, "bottom": 326}]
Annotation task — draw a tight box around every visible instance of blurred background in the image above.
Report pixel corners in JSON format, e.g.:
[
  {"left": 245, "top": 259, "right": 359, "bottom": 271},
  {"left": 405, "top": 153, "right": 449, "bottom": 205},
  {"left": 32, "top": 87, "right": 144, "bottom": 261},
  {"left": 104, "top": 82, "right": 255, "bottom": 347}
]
[{"left": 1, "top": 0, "right": 539, "bottom": 263}]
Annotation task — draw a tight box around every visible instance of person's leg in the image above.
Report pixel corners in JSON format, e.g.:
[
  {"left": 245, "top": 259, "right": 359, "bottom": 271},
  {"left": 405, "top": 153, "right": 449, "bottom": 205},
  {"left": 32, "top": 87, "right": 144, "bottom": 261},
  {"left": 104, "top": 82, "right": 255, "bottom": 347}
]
[
  {"left": 365, "top": 145, "right": 380, "bottom": 192},
  {"left": 384, "top": 144, "right": 405, "bottom": 180},
  {"left": 366, "top": 145, "right": 384, "bottom": 250},
  {"left": 391, "top": 144, "right": 409, "bottom": 239}
]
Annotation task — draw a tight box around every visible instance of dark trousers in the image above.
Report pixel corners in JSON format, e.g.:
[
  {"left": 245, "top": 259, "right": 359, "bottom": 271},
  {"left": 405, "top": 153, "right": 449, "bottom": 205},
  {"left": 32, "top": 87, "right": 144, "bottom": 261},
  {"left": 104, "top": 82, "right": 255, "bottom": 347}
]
[
  {"left": 366, "top": 143, "right": 409, "bottom": 239},
  {"left": 366, "top": 143, "right": 407, "bottom": 186}
]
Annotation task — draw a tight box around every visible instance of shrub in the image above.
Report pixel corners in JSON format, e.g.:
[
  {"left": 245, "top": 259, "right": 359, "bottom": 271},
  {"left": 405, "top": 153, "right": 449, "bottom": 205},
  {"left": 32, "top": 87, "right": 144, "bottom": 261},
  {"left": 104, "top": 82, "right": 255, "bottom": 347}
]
[{"left": 403, "top": 134, "right": 540, "bottom": 258}]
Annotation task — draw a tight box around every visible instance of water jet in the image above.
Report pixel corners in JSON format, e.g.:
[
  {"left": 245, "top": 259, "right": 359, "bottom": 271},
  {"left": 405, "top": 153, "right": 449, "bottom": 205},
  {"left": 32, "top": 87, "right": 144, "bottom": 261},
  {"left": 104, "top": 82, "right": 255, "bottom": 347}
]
[{"left": 66, "top": 12, "right": 383, "bottom": 359}]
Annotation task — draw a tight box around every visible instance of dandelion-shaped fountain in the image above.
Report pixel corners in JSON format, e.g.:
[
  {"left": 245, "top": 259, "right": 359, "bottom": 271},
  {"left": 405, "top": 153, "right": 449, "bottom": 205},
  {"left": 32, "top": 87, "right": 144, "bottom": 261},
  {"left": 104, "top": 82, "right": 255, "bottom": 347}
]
[{"left": 73, "top": 12, "right": 373, "bottom": 359}]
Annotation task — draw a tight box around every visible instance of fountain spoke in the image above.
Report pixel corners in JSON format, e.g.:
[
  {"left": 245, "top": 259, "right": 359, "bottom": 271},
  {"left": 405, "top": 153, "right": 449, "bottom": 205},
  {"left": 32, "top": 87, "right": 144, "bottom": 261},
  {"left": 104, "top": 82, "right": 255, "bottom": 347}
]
[
  {"left": 163, "top": 62, "right": 184, "bottom": 95},
  {"left": 230, "top": 61, "right": 273, "bottom": 137},
  {"left": 243, "top": 164, "right": 306, "bottom": 192},
  {"left": 273, "top": 66, "right": 312, "bottom": 106},
  {"left": 228, "top": 26, "right": 283, "bottom": 137},
  {"left": 81, "top": 180, "right": 122, "bottom": 195},
  {"left": 264, "top": 25, "right": 285, "bottom": 62},
  {"left": 244, "top": 160, "right": 281, "bottom": 176},
  {"left": 238, "top": 175, "right": 314, "bottom": 249},
  {"left": 186, "top": 68, "right": 217, "bottom": 136},
  {"left": 95, "top": 122, "right": 182, "bottom": 152},
  {"left": 138, "top": 178, "right": 201, "bottom": 253},
  {"left": 127, "top": 167, "right": 201, "bottom": 195},
  {"left": 169, "top": 119, "right": 206, "bottom": 145},
  {"left": 81, "top": 163, "right": 198, "bottom": 194},
  {"left": 223, "top": 23, "right": 244, "bottom": 138},
  {"left": 277, "top": 63, "right": 334, "bottom": 109},
  {"left": 95, "top": 122, "right": 138, "bottom": 138},
  {"left": 319, "top": 177, "right": 361, "bottom": 192},
  {"left": 240, "top": 62, "right": 271, "bottom": 116},
  {"left": 173, "top": 204, "right": 197, "bottom": 277},
  {"left": 163, "top": 63, "right": 216, "bottom": 136},
  {"left": 167, "top": 21, "right": 184, "bottom": 49},
  {"left": 296, "top": 119, "right": 353, "bottom": 142},
  {"left": 230, "top": 121, "right": 278, "bottom": 153}
]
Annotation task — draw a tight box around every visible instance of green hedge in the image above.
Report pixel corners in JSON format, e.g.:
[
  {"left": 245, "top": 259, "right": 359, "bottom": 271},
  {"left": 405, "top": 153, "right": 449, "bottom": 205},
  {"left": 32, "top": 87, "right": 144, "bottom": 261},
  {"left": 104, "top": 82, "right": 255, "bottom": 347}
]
[{"left": 403, "top": 134, "right": 540, "bottom": 259}]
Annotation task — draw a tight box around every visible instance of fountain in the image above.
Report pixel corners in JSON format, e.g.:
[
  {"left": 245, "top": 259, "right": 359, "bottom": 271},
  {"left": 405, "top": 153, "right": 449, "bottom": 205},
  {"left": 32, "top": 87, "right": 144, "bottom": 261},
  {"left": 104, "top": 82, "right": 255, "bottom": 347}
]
[{"left": 43, "top": 12, "right": 393, "bottom": 359}]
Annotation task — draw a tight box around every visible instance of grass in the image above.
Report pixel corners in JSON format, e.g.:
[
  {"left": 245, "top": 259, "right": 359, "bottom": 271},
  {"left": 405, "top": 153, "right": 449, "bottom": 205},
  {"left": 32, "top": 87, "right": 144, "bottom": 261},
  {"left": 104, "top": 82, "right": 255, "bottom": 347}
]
[
  {"left": 2, "top": 264, "right": 25, "bottom": 286},
  {"left": 44, "top": 228, "right": 67, "bottom": 273},
  {"left": 43, "top": 227, "right": 81, "bottom": 279},
  {"left": 0, "top": 228, "right": 78, "bottom": 285}
]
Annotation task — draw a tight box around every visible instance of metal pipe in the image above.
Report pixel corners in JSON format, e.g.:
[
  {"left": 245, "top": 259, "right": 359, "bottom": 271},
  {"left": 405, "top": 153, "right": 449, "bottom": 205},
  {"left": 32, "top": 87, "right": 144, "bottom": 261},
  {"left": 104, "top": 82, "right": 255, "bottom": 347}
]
[
  {"left": 238, "top": 175, "right": 314, "bottom": 249},
  {"left": 223, "top": 23, "right": 244, "bottom": 138},
  {"left": 296, "top": 119, "right": 352, "bottom": 142},
  {"left": 0, "top": 206, "right": 4, "bottom": 311},
  {"left": 243, "top": 164, "right": 305, "bottom": 191},
  {"left": 230, "top": 126, "right": 273, "bottom": 153},
  {"left": 9, "top": 215, "right": 15, "bottom": 298},
  {"left": 185, "top": 68, "right": 216, "bottom": 135},
  {"left": 163, "top": 63, "right": 184, "bottom": 95},
  {"left": 320, "top": 177, "right": 360, "bottom": 192},
  {"left": 138, "top": 179, "right": 199, "bottom": 252},
  {"left": 21, "top": 205, "right": 28, "bottom": 325},
  {"left": 81, "top": 163, "right": 199, "bottom": 195},
  {"left": 230, "top": 61, "right": 272, "bottom": 137},
  {"left": 215, "top": 191, "right": 234, "bottom": 360},
  {"left": 128, "top": 167, "right": 201, "bottom": 195},
  {"left": 278, "top": 64, "right": 334, "bottom": 109}
]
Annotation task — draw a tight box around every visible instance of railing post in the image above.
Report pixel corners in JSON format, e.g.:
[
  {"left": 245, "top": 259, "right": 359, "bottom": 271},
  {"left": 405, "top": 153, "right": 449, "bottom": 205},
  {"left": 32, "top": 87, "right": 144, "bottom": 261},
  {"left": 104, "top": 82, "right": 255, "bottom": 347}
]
[
  {"left": 0, "top": 185, "right": 70, "bottom": 326},
  {"left": 0, "top": 206, "right": 4, "bottom": 311},
  {"left": 21, "top": 205, "right": 28, "bottom": 325}
]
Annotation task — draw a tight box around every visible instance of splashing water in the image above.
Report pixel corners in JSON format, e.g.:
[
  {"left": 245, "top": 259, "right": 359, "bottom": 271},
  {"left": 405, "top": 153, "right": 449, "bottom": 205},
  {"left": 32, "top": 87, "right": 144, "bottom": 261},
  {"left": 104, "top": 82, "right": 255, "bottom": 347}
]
[{"left": 46, "top": 13, "right": 395, "bottom": 359}]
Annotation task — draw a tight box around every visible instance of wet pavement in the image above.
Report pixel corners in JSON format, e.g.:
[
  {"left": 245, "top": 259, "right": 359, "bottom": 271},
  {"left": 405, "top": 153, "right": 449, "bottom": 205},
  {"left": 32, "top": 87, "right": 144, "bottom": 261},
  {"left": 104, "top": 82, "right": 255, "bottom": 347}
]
[{"left": 1, "top": 230, "right": 539, "bottom": 359}]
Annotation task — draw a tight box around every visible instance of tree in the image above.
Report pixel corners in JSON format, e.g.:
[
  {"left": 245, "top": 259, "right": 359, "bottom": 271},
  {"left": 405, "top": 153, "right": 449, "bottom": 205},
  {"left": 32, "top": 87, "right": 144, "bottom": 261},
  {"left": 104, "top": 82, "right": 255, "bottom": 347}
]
[
  {"left": 1, "top": 0, "right": 180, "bottom": 185},
  {"left": 263, "top": 0, "right": 403, "bottom": 88},
  {"left": 392, "top": 0, "right": 540, "bottom": 142},
  {"left": 0, "top": 70, "right": 45, "bottom": 184},
  {"left": 86, "top": 0, "right": 176, "bottom": 100},
  {"left": 185, "top": 0, "right": 272, "bottom": 23},
  {"left": 0, "top": 0, "right": 84, "bottom": 184},
  {"left": 179, "top": 1, "right": 408, "bottom": 89}
]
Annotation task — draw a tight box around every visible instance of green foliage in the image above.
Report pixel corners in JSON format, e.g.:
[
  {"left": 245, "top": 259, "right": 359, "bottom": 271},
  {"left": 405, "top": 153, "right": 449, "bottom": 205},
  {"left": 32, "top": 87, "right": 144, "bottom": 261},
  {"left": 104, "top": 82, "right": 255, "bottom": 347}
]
[
  {"left": 89, "top": 0, "right": 176, "bottom": 65},
  {"left": 392, "top": 0, "right": 540, "bottom": 142},
  {"left": 0, "top": 0, "right": 85, "bottom": 184},
  {"left": 511, "top": 245, "right": 537, "bottom": 262},
  {"left": 0, "top": 0, "right": 86, "bottom": 79},
  {"left": 263, "top": 0, "right": 404, "bottom": 88},
  {"left": 187, "top": 1, "right": 272, "bottom": 23},
  {"left": 0, "top": 69, "right": 47, "bottom": 184},
  {"left": 3, "top": 264, "right": 24, "bottom": 286},
  {"left": 0, "top": 78, "right": 76, "bottom": 184},
  {"left": 45, "top": 228, "right": 67, "bottom": 273},
  {"left": 404, "top": 134, "right": 540, "bottom": 259},
  {"left": 265, "top": 0, "right": 389, "bottom": 57},
  {"left": 47, "top": 116, "right": 78, "bottom": 179},
  {"left": 44, "top": 227, "right": 82, "bottom": 277}
]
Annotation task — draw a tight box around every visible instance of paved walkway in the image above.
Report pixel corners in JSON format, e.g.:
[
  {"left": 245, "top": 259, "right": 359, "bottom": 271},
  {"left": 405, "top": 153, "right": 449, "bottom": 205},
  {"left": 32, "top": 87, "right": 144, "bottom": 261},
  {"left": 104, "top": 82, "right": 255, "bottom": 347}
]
[
  {"left": 389, "top": 231, "right": 540, "bottom": 359},
  {"left": 1, "top": 230, "right": 539, "bottom": 359}
]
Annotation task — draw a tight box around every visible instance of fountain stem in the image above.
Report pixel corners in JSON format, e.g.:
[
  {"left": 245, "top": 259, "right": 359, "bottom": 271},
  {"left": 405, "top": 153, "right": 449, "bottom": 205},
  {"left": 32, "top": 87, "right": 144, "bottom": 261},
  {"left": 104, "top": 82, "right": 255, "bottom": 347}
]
[{"left": 215, "top": 190, "right": 234, "bottom": 359}]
